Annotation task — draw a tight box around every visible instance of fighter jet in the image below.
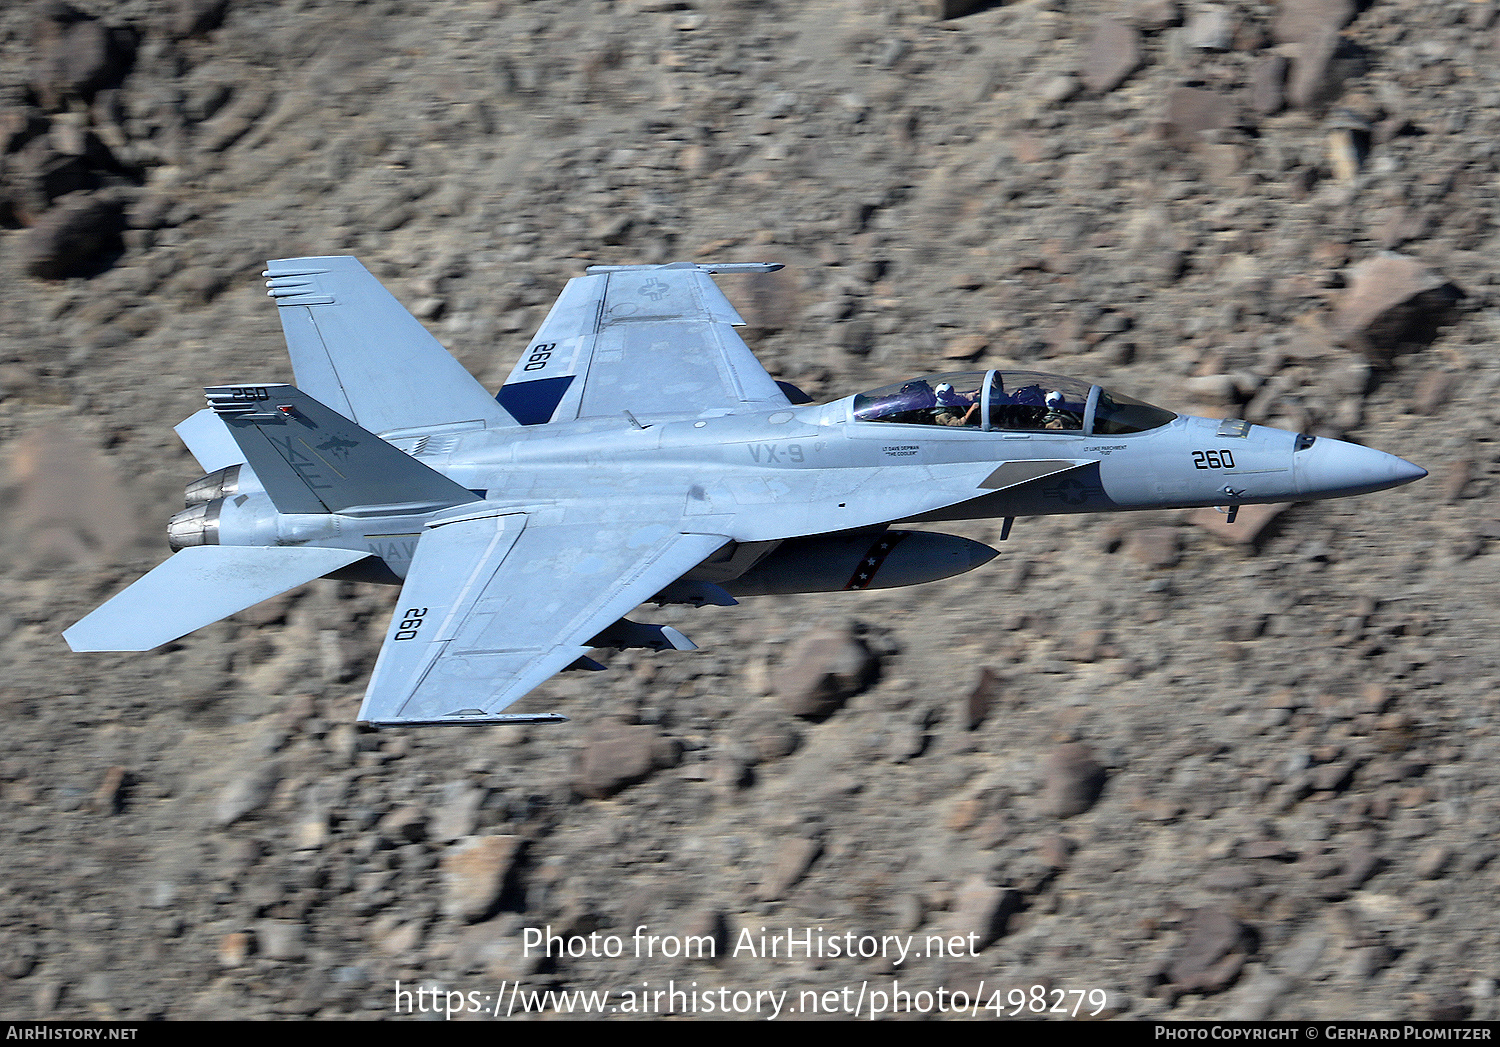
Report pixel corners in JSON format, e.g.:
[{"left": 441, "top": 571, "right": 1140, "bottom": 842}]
[{"left": 63, "top": 257, "right": 1427, "bottom": 726}]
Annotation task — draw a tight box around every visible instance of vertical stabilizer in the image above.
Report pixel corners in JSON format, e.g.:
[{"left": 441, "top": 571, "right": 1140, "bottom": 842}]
[
  {"left": 205, "top": 384, "right": 482, "bottom": 515},
  {"left": 264, "top": 256, "right": 519, "bottom": 435}
]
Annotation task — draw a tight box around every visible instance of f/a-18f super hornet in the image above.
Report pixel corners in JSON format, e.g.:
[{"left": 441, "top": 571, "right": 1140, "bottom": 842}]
[{"left": 64, "top": 257, "right": 1426, "bottom": 726}]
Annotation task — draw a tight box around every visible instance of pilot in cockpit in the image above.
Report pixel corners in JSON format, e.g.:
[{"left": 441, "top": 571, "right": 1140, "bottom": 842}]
[
  {"left": 933, "top": 382, "right": 980, "bottom": 427},
  {"left": 1042, "top": 390, "right": 1078, "bottom": 430}
]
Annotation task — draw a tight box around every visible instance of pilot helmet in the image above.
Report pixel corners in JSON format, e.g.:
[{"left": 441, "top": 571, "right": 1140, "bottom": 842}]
[
  {"left": 934, "top": 382, "right": 958, "bottom": 405},
  {"left": 1045, "top": 390, "right": 1064, "bottom": 410}
]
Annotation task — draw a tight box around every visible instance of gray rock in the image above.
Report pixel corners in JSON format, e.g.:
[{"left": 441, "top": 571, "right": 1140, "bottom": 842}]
[
  {"left": 1273, "top": 928, "right": 1327, "bottom": 978},
  {"left": 1125, "top": 526, "right": 1181, "bottom": 569},
  {"left": 92, "top": 765, "right": 127, "bottom": 815},
  {"left": 1160, "top": 908, "right": 1256, "bottom": 999},
  {"left": 1345, "top": 943, "right": 1395, "bottom": 980},
  {"left": 125, "top": 193, "right": 175, "bottom": 230},
  {"left": 1200, "top": 864, "right": 1260, "bottom": 891},
  {"left": 1250, "top": 56, "right": 1289, "bottom": 117},
  {"left": 1415, "top": 843, "right": 1451, "bottom": 879},
  {"left": 442, "top": 835, "right": 522, "bottom": 923},
  {"left": 757, "top": 836, "right": 821, "bottom": 901},
  {"left": 1080, "top": 20, "right": 1143, "bottom": 95},
  {"left": 1182, "top": 374, "right": 1240, "bottom": 404},
  {"left": 30, "top": 5, "right": 137, "bottom": 110},
  {"left": 451, "top": 919, "right": 543, "bottom": 979},
  {"left": 946, "top": 876, "right": 1022, "bottom": 951},
  {"left": 1240, "top": 840, "right": 1298, "bottom": 861},
  {"left": 1133, "top": 0, "right": 1182, "bottom": 31},
  {"left": 963, "top": 667, "right": 1001, "bottom": 730},
  {"left": 432, "top": 781, "right": 487, "bottom": 843},
  {"left": 1066, "top": 628, "right": 1108, "bottom": 663},
  {"left": 1333, "top": 254, "right": 1461, "bottom": 353},
  {"left": 1186, "top": 6, "right": 1235, "bottom": 51},
  {"left": 171, "top": 265, "right": 230, "bottom": 306},
  {"left": 21, "top": 191, "right": 125, "bottom": 279},
  {"left": 1223, "top": 972, "right": 1290, "bottom": 1021},
  {"left": 746, "top": 716, "right": 799, "bottom": 763},
  {"left": 1313, "top": 761, "right": 1354, "bottom": 793},
  {"left": 5, "top": 139, "right": 96, "bottom": 223},
  {"left": 772, "top": 623, "right": 878, "bottom": 719},
  {"left": 887, "top": 711, "right": 930, "bottom": 763},
  {"left": 213, "top": 761, "right": 280, "bottom": 826},
  {"left": 1272, "top": 0, "right": 1355, "bottom": 45},
  {"left": 573, "top": 719, "right": 679, "bottom": 798},
  {"left": 835, "top": 319, "right": 874, "bottom": 356},
  {"left": 1374, "top": 205, "right": 1431, "bottom": 251},
  {"left": 169, "top": 0, "right": 230, "bottom": 39},
  {"left": 1163, "top": 86, "right": 1240, "bottom": 137},
  {"left": 377, "top": 805, "right": 428, "bottom": 844},
  {"left": 1288, "top": 28, "right": 1361, "bottom": 111},
  {"left": 1037, "top": 74, "right": 1081, "bottom": 107},
  {"left": 197, "top": 86, "right": 272, "bottom": 152},
  {"left": 1338, "top": 840, "right": 1383, "bottom": 892},
  {"left": 1041, "top": 743, "right": 1107, "bottom": 818},
  {"left": 293, "top": 804, "right": 330, "bottom": 851},
  {"left": 0, "top": 935, "right": 38, "bottom": 980},
  {"left": 1427, "top": 991, "right": 1473, "bottom": 1022},
  {"left": 255, "top": 919, "right": 306, "bottom": 961},
  {"left": 373, "top": 918, "right": 422, "bottom": 958},
  {"left": 1038, "top": 834, "right": 1076, "bottom": 871}
]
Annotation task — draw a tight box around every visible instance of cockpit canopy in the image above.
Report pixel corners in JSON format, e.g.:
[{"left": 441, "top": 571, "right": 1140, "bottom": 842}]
[{"left": 851, "top": 370, "right": 1176, "bottom": 436}]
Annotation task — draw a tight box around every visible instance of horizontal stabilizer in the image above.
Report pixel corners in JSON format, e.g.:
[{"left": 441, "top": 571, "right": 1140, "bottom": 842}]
[
  {"left": 64, "top": 545, "right": 368, "bottom": 652},
  {"left": 174, "top": 409, "right": 246, "bottom": 473}
]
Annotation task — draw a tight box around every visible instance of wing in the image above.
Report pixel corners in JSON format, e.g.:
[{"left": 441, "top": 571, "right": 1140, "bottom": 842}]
[
  {"left": 357, "top": 511, "right": 729, "bottom": 725},
  {"left": 263, "top": 256, "right": 518, "bottom": 436},
  {"left": 496, "top": 262, "right": 790, "bottom": 425}
]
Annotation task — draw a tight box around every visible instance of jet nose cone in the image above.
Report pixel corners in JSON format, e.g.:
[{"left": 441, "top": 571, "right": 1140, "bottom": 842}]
[
  {"left": 1391, "top": 457, "right": 1427, "bottom": 486},
  {"left": 1294, "top": 437, "right": 1427, "bottom": 499}
]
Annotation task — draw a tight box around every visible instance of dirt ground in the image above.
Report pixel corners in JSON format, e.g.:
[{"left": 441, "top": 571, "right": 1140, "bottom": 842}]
[{"left": 1, "top": 0, "right": 1497, "bottom": 1020}]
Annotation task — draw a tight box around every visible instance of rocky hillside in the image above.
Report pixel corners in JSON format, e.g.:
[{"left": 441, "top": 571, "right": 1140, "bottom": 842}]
[{"left": 0, "top": 0, "right": 1496, "bottom": 1021}]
